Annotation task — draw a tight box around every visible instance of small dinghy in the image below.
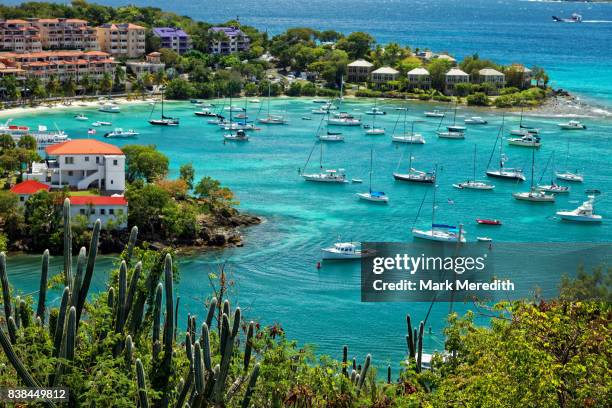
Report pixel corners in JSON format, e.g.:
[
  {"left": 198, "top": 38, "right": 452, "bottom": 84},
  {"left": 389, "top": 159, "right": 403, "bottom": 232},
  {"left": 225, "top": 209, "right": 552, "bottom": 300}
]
[
  {"left": 476, "top": 218, "right": 502, "bottom": 225},
  {"left": 477, "top": 237, "right": 493, "bottom": 242}
]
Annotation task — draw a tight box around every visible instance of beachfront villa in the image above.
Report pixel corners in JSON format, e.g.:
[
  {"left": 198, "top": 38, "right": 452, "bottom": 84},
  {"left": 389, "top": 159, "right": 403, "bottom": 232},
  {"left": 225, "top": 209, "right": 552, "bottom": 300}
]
[
  {"left": 96, "top": 23, "right": 146, "bottom": 59},
  {"left": 371, "top": 66, "right": 400, "bottom": 85},
  {"left": 435, "top": 54, "right": 457, "bottom": 65},
  {"left": 30, "top": 18, "right": 99, "bottom": 51},
  {"left": 68, "top": 195, "right": 128, "bottom": 229},
  {"left": 0, "top": 50, "right": 117, "bottom": 83},
  {"left": 24, "top": 139, "right": 126, "bottom": 194},
  {"left": 208, "top": 26, "right": 250, "bottom": 55},
  {"left": 127, "top": 51, "right": 165, "bottom": 76},
  {"left": 153, "top": 27, "right": 192, "bottom": 55},
  {"left": 407, "top": 67, "right": 431, "bottom": 90},
  {"left": 478, "top": 68, "right": 506, "bottom": 89},
  {"left": 0, "top": 19, "right": 43, "bottom": 53},
  {"left": 347, "top": 59, "right": 374, "bottom": 82},
  {"left": 445, "top": 68, "right": 470, "bottom": 94},
  {"left": 511, "top": 64, "right": 533, "bottom": 88}
]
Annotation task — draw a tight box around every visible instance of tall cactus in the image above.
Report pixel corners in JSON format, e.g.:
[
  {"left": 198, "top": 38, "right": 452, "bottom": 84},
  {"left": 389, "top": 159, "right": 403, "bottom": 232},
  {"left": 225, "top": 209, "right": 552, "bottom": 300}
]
[
  {"left": 115, "top": 261, "right": 127, "bottom": 334},
  {"left": 163, "top": 253, "right": 174, "bottom": 361},
  {"left": 136, "top": 359, "right": 149, "bottom": 408},
  {"left": 152, "top": 283, "right": 163, "bottom": 357},
  {"left": 406, "top": 314, "right": 415, "bottom": 358},
  {"left": 18, "top": 299, "right": 29, "bottom": 328},
  {"left": 241, "top": 363, "right": 260, "bottom": 408},
  {"left": 125, "top": 334, "right": 134, "bottom": 368},
  {"left": 124, "top": 261, "right": 142, "bottom": 323},
  {"left": 357, "top": 354, "right": 371, "bottom": 392},
  {"left": 52, "top": 287, "right": 70, "bottom": 358},
  {"left": 75, "top": 219, "right": 101, "bottom": 325},
  {"left": 71, "top": 247, "right": 87, "bottom": 310},
  {"left": 416, "top": 321, "right": 424, "bottom": 373},
  {"left": 205, "top": 297, "right": 217, "bottom": 328},
  {"left": 124, "top": 226, "right": 138, "bottom": 265},
  {"left": 65, "top": 306, "right": 76, "bottom": 362},
  {"left": 0, "top": 252, "right": 12, "bottom": 323},
  {"left": 63, "top": 198, "right": 72, "bottom": 291},
  {"left": 36, "top": 249, "right": 49, "bottom": 323},
  {"left": 342, "top": 345, "right": 348, "bottom": 377}
]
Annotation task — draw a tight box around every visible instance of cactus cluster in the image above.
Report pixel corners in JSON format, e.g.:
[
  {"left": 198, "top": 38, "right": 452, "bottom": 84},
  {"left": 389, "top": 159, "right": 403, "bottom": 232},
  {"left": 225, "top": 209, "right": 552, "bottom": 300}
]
[
  {"left": 406, "top": 314, "right": 425, "bottom": 373},
  {"left": 341, "top": 344, "right": 371, "bottom": 395}
]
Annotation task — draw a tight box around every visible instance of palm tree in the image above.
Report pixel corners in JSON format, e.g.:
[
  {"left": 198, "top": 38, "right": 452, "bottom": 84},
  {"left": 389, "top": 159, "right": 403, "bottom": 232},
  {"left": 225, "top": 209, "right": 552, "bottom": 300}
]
[
  {"left": 62, "top": 76, "right": 77, "bottom": 97},
  {"left": 47, "top": 75, "right": 61, "bottom": 98}
]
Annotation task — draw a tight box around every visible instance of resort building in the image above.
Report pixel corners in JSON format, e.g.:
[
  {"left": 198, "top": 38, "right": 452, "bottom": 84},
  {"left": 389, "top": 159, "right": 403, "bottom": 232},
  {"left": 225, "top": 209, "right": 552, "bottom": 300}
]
[
  {"left": 69, "top": 195, "right": 128, "bottom": 229},
  {"left": 208, "top": 27, "right": 250, "bottom": 55},
  {"left": 407, "top": 67, "right": 431, "bottom": 90},
  {"left": 435, "top": 54, "right": 457, "bottom": 65},
  {"left": 511, "top": 64, "right": 533, "bottom": 88},
  {"left": 445, "top": 68, "right": 470, "bottom": 94},
  {"left": 24, "top": 139, "right": 126, "bottom": 194},
  {"left": 30, "top": 18, "right": 99, "bottom": 50},
  {"left": 96, "top": 23, "right": 146, "bottom": 59},
  {"left": 370, "top": 66, "right": 399, "bottom": 84},
  {"left": 478, "top": 68, "right": 505, "bottom": 90},
  {"left": 0, "top": 19, "right": 42, "bottom": 53},
  {"left": 347, "top": 59, "right": 374, "bottom": 83},
  {"left": 10, "top": 179, "right": 50, "bottom": 205},
  {"left": 0, "top": 61, "right": 26, "bottom": 79},
  {"left": 127, "top": 52, "right": 165, "bottom": 76},
  {"left": 0, "top": 50, "right": 117, "bottom": 83},
  {"left": 152, "top": 27, "right": 192, "bottom": 55}
]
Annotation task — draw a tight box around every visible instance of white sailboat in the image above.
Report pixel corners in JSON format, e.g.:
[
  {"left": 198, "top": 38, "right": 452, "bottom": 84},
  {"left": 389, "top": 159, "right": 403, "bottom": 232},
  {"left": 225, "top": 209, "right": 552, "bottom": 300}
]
[
  {"left": 301, "top": 141, "right": 348, "bottom": 183},
  {"left": 510, "top": 107, "right": 539, "bottom": 136},
  {"left": 393, "top": 142, "right": 435, "bottom": 184},
  {"left": 413, "top": 171, "right": 466, "bottom": 243},
  {"left": 437, "top": 103, "right": 465, "bottom": 138},
  {"left": 486, "top": 117, "right": 526, "bottom": 181},
  {"left": 512, "top": 148, "right": 555, "bottom": 202},
  {"left": 508, "top": 133, "right": 541, "bottom": 148},
  {"left": 424, "top": 109, "right": 445, "bottom": 118},
  {"left": 258, "top": 82, "right": 288, "bottom": 124},
  {"left": 453, "top": 145, "right": 495, "bottom": 190},
  {"left": 555, "top": 137, "right": 583, "bottom": 182},
  {"left": 327, "top": 76, "right": 362, "bottom": 127},
  {"left": 464, "top": 116, "right": 487, "bottom": 125},
  {"left": 149, "top": 88, "right": 179, "bottom": 126},
  {"left": 537, "top": 151, "right": 570, "bottom": 194},
  {"left": 224, "top": 129, "right": 249, "bottom": 142},
  {"left": 556, "top": 196, "right": 602, "bottom": 222},
  {"left": 356, "top": 148, "right": 389, "bottom": 203},
  {"left": 391, "top": 108, "right": 425, "bottom": 144}
]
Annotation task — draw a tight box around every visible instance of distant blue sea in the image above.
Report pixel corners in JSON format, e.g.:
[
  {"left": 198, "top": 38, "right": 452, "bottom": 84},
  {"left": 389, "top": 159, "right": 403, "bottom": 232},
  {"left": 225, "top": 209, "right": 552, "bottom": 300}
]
[
  {"left": 3, "top": 0, "right": 612, "bottom": 374},
  {"left": 6, "top": 0, "right": 612, "bottom": 108}
]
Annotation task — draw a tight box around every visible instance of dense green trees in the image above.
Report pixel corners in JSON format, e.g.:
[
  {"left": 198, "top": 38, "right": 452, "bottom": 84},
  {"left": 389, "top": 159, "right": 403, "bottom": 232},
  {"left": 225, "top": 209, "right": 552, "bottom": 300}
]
[
  {"left": 122, "top": 144, "right": 169, "bottom": 183},
  {"left": 336, "top": 32, "right": 376, "bottom": 59}
]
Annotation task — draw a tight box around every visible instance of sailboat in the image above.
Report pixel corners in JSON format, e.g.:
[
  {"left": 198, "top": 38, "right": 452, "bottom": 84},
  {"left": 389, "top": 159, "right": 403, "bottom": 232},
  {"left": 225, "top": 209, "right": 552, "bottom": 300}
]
[
  {"left": 437, "top": 103, "right": 465, "bottom": 139},
  {"left": 453, "top": 145, "right": 495, "bottom": 190},
  {"left": 393, "top": 142, "right": 435, "bottom": 183},
  {"left": 391, "top": 108, "right": 425, "bottom": 144},
  {"left": 258, "top": 82, "right": 288, "bottom": 124},
  {"left": 365, "top": 99, "right": 385, "bottom": 135},
  {"left": 555, "top": 137, "right": 583, "bottom": 182},
  {"left": 512, "top": 148, "right": 555, "bottom": 202},
  {"left": 327, "top": 76, "right": 361, "bottom": 127},
  {"left": 149, "top": 88, "right": 179, "bottom": 126},
  {"left": 536, "top": 151, "right": 570, "bottom": 194},
  {"left": 301, "top": 141, "right": 348, "bottom": 183},
  {"left": 510, "top": 107, "right": 539, "bottom": 136},
  {"left": 356, "top": 148, "right": 389, "bottom": 203},
  {"left": 486, "top": 116, "right": 526, "bottom": 181},
  {"left": 318, "top": 110, "right": 344, "bottom": 142},
  {"left": 413, "top": 168, "right": 466, "bottom": 243}
]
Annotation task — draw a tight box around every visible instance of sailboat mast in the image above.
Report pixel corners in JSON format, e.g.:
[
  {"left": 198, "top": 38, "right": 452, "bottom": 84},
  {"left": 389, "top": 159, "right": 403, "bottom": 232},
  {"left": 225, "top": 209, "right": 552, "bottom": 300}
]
[
  {"left": 319, "top": 141, "right": 323, "bottom": 169},
  {"left": 431, "top": 165, "right": 438, "bottom": 229},
  {"left": 530, "top": 147, "right": 535, "bottom": 190},
  {"left": 472, "top": 144, "right": 476, "bottom": 182},
  {"left": 267, "top": 82, "right": 271, "bottom": 117},
  {"left": 369, "top": 148, "right": 373, "bottom": 193},
  {"left": 161, "top": 88, "right": 164, "bottom": 117}
]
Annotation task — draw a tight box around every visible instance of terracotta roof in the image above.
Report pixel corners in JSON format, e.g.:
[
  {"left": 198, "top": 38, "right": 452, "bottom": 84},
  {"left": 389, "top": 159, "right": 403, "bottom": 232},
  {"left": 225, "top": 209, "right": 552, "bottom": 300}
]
[
  {"left": 69, "top": 196, "right": 128, "bottom": 206},
  {"left": 45, "top": 139, "right": 124, "bottom": 155},
  {"left": 10, "top": 180, "right": 50, "bottom": 195}
]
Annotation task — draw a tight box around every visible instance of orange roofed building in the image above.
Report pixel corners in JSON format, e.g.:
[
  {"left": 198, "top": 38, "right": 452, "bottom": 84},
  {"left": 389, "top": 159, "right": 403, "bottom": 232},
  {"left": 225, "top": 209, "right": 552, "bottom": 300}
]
[{"left": 10, "top": 179, "right": 50, "bottom": 205}]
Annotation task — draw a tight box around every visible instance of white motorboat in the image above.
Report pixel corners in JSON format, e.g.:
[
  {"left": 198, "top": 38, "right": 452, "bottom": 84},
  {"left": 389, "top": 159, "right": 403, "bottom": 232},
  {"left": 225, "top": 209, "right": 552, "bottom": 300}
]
[
  {"left": 312, "top": 108, "right": 329, "bottom": 115},
  {"left": 328, "top": 117, "right": 361, "bottom": 126},
  {"left": 302, "top": 169, "right": 347, "bottom": 183},
  {"left": 99, "top": 103, "right": 120, "bottom": 113},
  {"left": 365, "top": 107, "right": 386, "bottom": 115},
  {"left": 424, "top": 110, "right": 445, "bottom": 118},
  {"left": 312, "top": 99, "right": 327, "bottom": 104},
  {"left": 318, "top": 132, "right": 344, "bottom": 142},
  {"left": 437, "top": 131, "right": 465, "bottom": 139},
  {"left": 477, "top": 237, "right": 493, "bottom": 242},
  {"left": 556, "top": 171, "right": 583, "bottom": 182},
  {"left": 508, "top": 134, "right": 541, "bottom": 148},
  {"left": 321, "top": 242, "right": 368, "bottom": 260},
  {"left": 357, "top": 148, "right": 389, "bottom": 204},
  {"left": 351, "top": 178, "right": 363, "bottom": 183},
  {"left": 556, "top": 196, "right": 602, "bottom": 223},
  {"left": 249, "top": 99, "right": 261, "bottom": 103},
  {"left": 537, "top": 183, "right": 570, "bottom": 194},
  {"left": 513, "top": 148, "right": 555, "bottom": 203},
  {"left": 224, "top": 129, "right": 249, "bottom": 141},
  {"left": 558, "top": 120, "right": 586, "bottom": 130},
  {"left": 510, "top": 128, "right": 540, "bottom": 136},
  {"left": 392, "top": 133, "right": 425, "bottom": 144},
  {"left": 92, "top": 121, "right": 112, "bottom": 127},
  {"left": 366, "top": 128, "right": 385, "bottom": 135},
  {"left": 104, "top": 128, "right": 139, "bottom": 138},
  {"left": 464, "top": 116, "right": 487, "bottom": 125},
  {"left": 74, "top": 114, "right": 88, "bottom": 121},
  {"left": 454, "top": 145, "right": 495, "bottom": 190}
]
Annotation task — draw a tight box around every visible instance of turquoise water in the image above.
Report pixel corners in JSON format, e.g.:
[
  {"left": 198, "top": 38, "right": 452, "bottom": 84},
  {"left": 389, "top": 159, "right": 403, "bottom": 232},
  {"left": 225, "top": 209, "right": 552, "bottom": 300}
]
[
  {"left": 3, "top": 98, "right": 611, "bottom": 371},
  {"left": 9, "top": 0, "right": 612, "bottom": 107}
]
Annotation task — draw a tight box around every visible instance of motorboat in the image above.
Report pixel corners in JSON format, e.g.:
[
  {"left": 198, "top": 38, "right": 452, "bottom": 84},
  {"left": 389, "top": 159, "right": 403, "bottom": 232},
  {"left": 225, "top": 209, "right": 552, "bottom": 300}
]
[
  {"left": 249, "top": 99, "right": 261, "bottom": 103},
  {"left": 392, "top": 133, "right": 425, "bottom": 144},
  {"left": 99, "top": 103, "right": 120, "bottom": 113},
  {"left": 224, "top": 129, "right": 249, "bottom": 141},
  {"left": 537, "top": 183, "right": 570, "bottom": 194},
  {"left": 302, "top": 169, "right": 348, "bottom": 183},
  {"left": 302, "top": 116, "right": 312, "bottom": 120},
  {"left": 321, "top": 242, "right": 369, "bottom": 260},
  {"left": 558, "top": 120, "right": 586, "bottom": 130},
  {"left": 318, "top": 132, "right": 344, "bottom": 142},
  {"left": 365, "top": 107, "right": 386, "bottom": 115},
  {"left": 104, "top": 128, "right": 139, "bottom": 138},
  {"left": 453, "top": 181, "right": 494, "bottom": 190},
  {"left": 357, "top": 148, "right": 389, "bottom": 204},
  {"left": 477, "top": 237, "right": 492, "bottom": 242},
  {"left": 225, "top": 105, "right": 245, "bottom": 112},
  {"left": 190, "top": 99, "right": 201, "bottom": 104},
  {"left": 92, "top": 121, "right": 112, "bottom": 127},
  {"left": 476, "top": 218, "right": 501, "bottom": 225},
  {"left": 312, "top": 99, "right": 328, "bottom": 103},
  {"left": 464, "top": 117, "right": 487, "bottom": 125},
  {"left": 424, "top": 110, "right": 445, "bottom": 118},
  {"left": 552, "top": 13, "right": 582, "bottom": 23},
  {"left": 556, "top": 196, "right": 602, "bottom": 223},
  {"left": 437, "top": 131, "right": 465, "bottom": 139},
  {"left": 508, "top": 134, "right": 541, "bottom": 148},
  {"left": 74, "top": 114, "right": 88, "bottom": 121},
  {"left": 351, "top": 179, "right": 363, "bottom": 184},
  {"left": 194, "top": 109, "right": 219, "bottom": 117},
  {"left": 556, "top": 171, "right": 583, "bottom": 182}
]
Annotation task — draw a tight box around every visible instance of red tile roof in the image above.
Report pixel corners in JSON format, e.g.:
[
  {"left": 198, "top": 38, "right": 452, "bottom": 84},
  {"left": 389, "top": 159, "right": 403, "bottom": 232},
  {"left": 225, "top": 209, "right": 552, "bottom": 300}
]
[
  {"left": 45, "top": 139, "right": 124, "bottom": 155},
  {"left": 69, "top": 196, "right": 128, "bottom": 206},
  {"left": 10, "top": 180, "right": 50, "bottom": 195}
]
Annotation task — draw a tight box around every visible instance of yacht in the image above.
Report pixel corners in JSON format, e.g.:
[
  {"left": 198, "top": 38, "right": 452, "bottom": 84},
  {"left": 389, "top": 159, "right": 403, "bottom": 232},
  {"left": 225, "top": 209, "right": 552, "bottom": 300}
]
[
  {"left": 556, "top": 196, "right": 602, "bottom": 223},
  {"left": 92, "top": 121, "right": 112, "bottom": 127},
  {"left": 392, "top": 133, "right": 425, "bottom": 144},
  {"left": 99, "top": 103, "right": 120, "bottom": 113},
  {"left": 453, "top": 145, "right": 495, "bottom": 190},
  {"left": 552, "top": 13, "right": 582, "bottom": 23},
  {"left": 365, "top": 107, "right": 386, "bottom": 115},
  {"left": 0, "top": 121, "right": 69, "bottom": 155},
  {"left": 301, "top": 141, "right": 348, "bottom": 183},
  {"left": 104, "top": 128, "right": 139, "bottom": 138},
  {"left": 424, "top": 110, "right": 445, "bottom": 118},
  {"left": 536, "top": 151, "right": 569, "bottom": 194},
  {"left": 558, "top": 120, "right": 586, "bottom": 130},
  {"left": 319, "top": 133, "right": 344, "bottom": 142},
  {"left": 365, "top": 128, "right": 385, "bottom": 135},
  {"left": 356, "top": 148, "right": 389, "bottom": 204},
  {"left": 512, "top": 149, "right": 555, "bottom": 203},
  {"left": 194, "top": 109, "right": 219, "bottom": 117},
  {"left": 437, "top": 131, "right": 465, "bottom": 139},
  {"left": 464, "top": 116, "right": 487, "bottom": 125},
  {"left": 556, "top": 171, "right": 583, "bottom": 182},
  {"left": 224, "top": 129, "right": 249, "bottom": 142},
  {"left": 74, "top": 114, "right": 88, "bottom": 121},
  {"left": 321, "top": 242, "right": 367, "bottom": 260},
  {"left": 328, "top": 112, "right": 361, "bottom": 126},
  {"left": 508, "top": 134, "right": 541, "bottom": 148}
]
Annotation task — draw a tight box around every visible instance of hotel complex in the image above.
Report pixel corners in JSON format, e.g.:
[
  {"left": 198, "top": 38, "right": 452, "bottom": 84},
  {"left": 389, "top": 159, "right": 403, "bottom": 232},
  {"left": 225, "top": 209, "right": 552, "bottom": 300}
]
[{"left": 96, "top": 23, "right": 146, "bottom": 58}]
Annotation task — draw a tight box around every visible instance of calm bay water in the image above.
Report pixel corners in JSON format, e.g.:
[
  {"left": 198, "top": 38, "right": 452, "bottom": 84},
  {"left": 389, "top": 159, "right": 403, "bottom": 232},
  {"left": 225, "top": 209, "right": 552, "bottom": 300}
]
[{"left": 3, "top": 98, "right": 611, "bottom": 371}]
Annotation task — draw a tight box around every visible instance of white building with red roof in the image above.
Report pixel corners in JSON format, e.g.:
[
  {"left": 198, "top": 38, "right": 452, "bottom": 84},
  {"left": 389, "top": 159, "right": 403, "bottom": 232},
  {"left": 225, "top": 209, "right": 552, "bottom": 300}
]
[
  {"left": 69, "top": 195, "right": 128, "bottom": 229},
  {"left": 9, "top": 179, "right": 50, "bottom": 205},
  {"left": 24, "top": 139, "right": 125, "bottom": 193}
]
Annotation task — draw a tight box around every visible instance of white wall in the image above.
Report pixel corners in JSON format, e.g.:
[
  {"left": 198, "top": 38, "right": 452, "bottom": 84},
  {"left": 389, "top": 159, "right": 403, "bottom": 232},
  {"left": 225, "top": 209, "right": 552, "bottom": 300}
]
[{"left": 70, "top": 204, "right": 128, "bottom": 229}]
